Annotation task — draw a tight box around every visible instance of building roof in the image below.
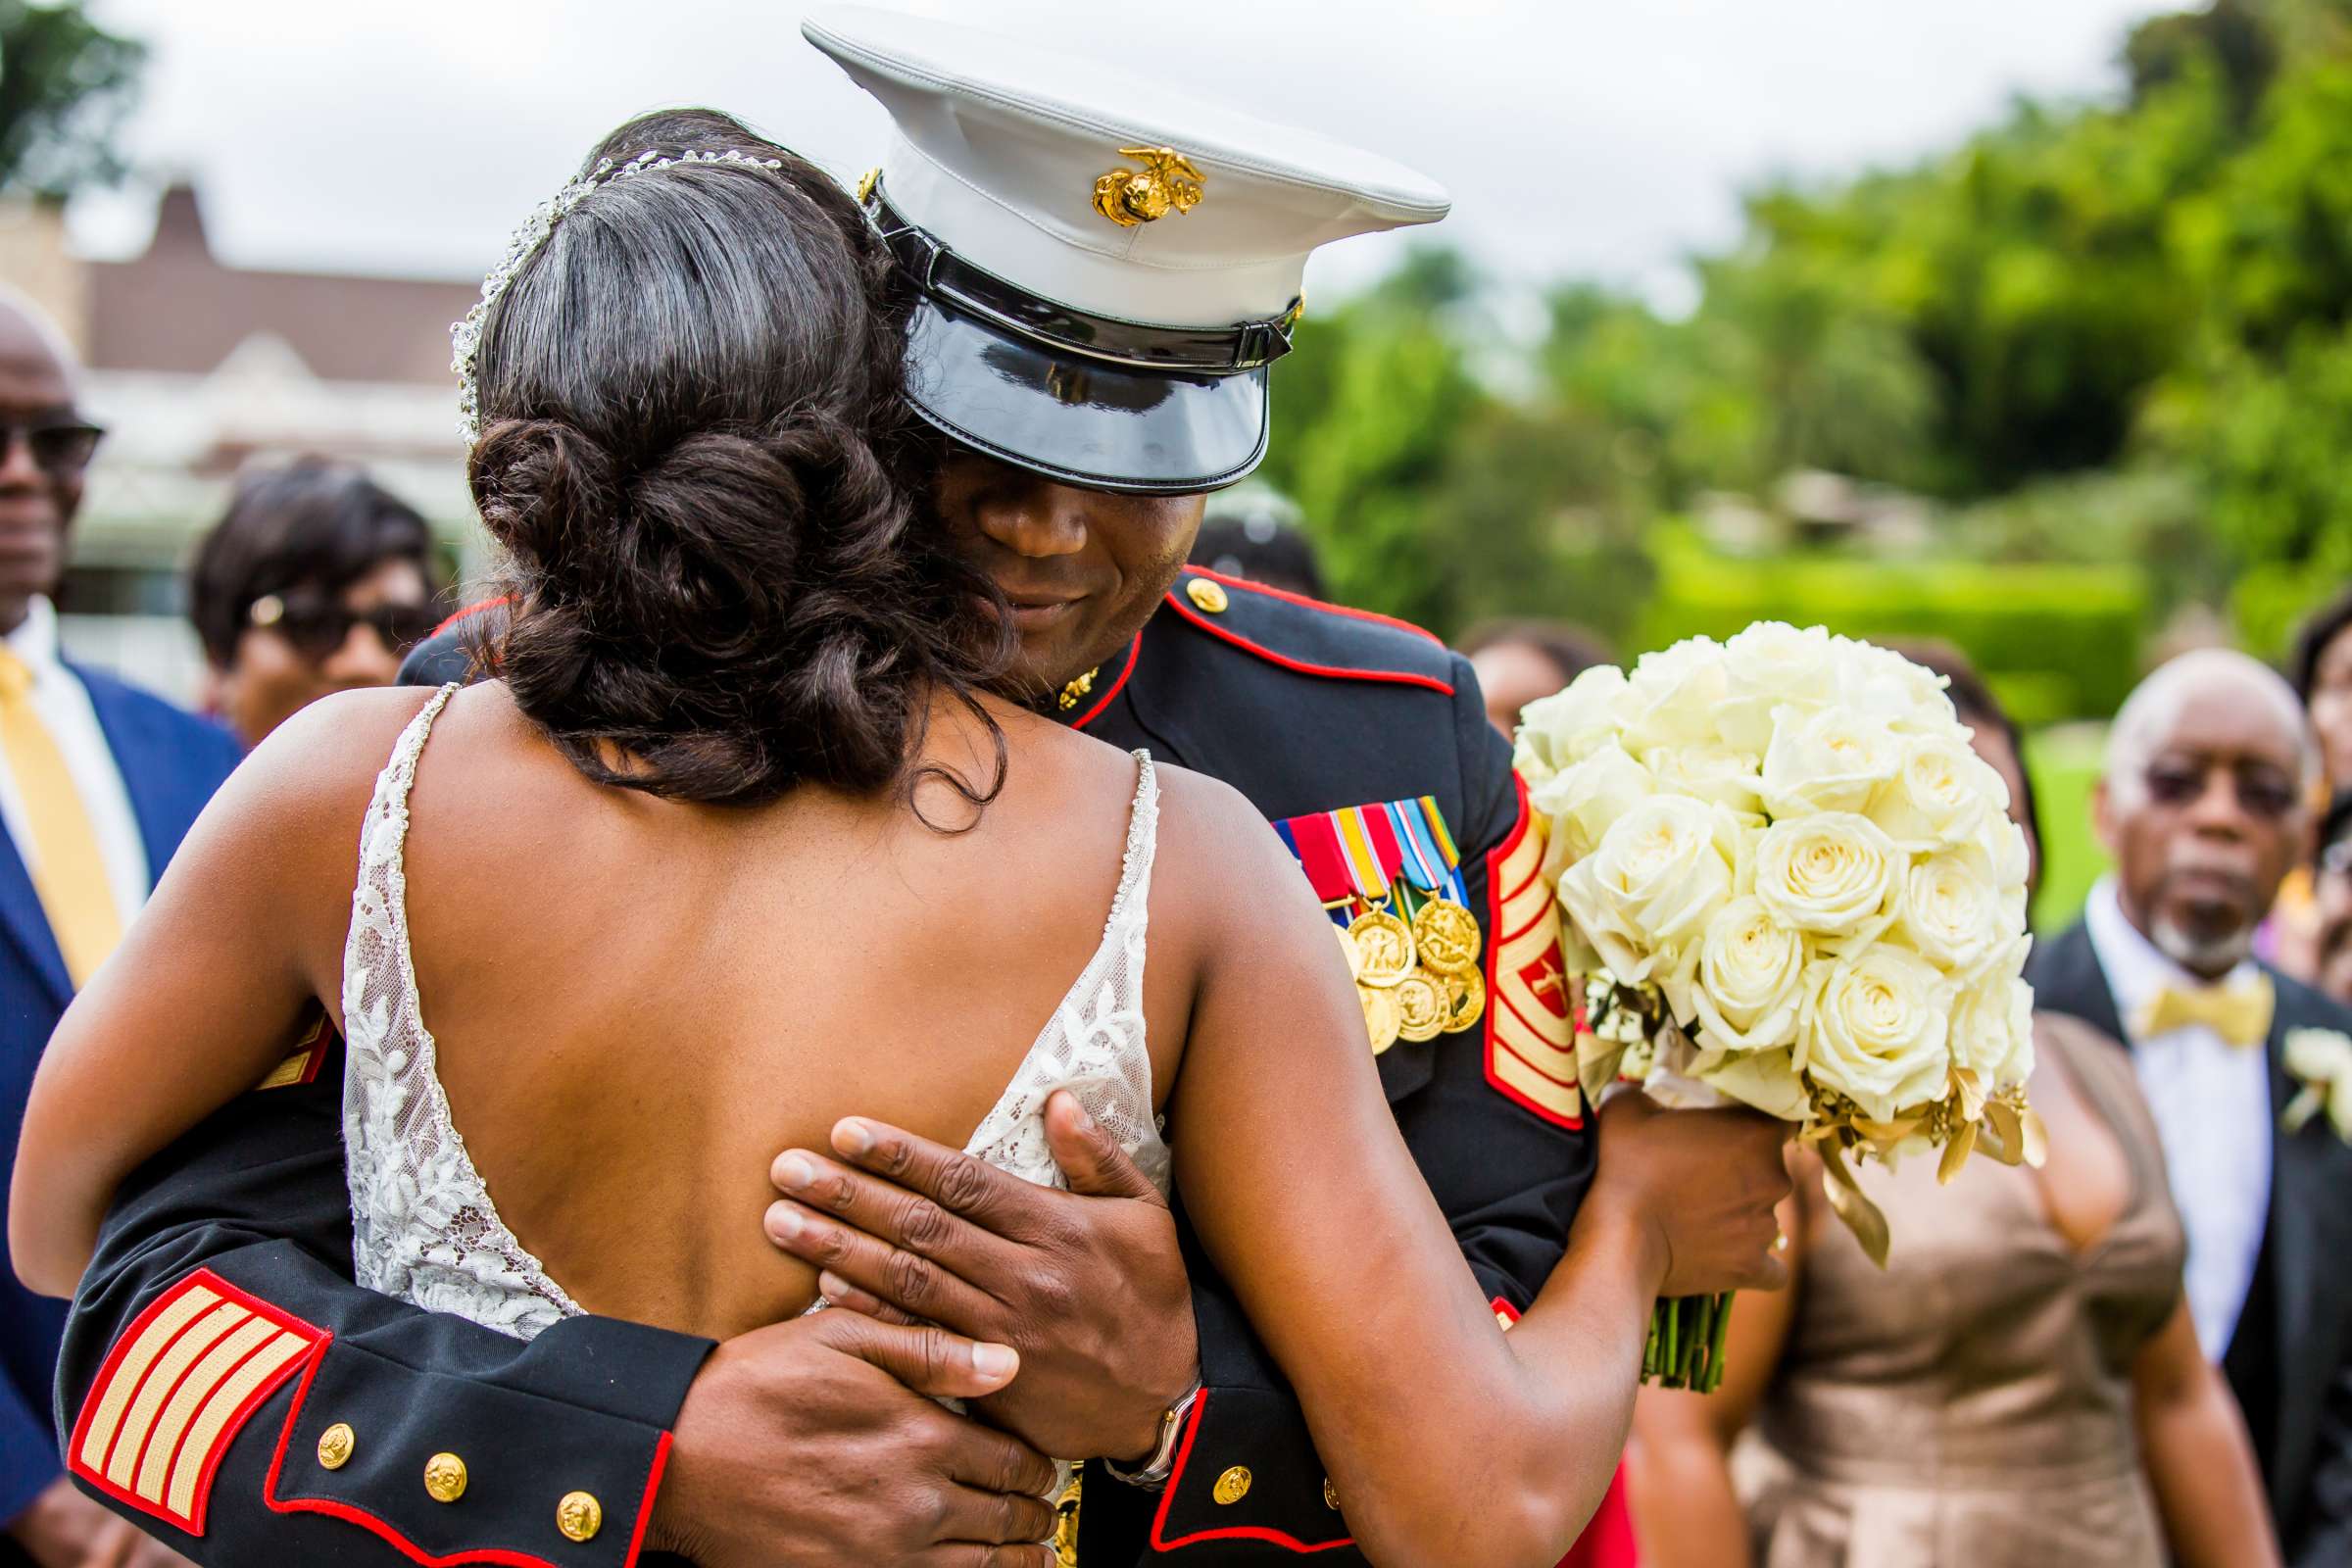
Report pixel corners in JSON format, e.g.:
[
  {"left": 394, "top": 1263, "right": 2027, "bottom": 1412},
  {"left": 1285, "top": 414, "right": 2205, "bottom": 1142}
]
[{"left": 83, "top": 185, "right": 477, "bottom": 386}]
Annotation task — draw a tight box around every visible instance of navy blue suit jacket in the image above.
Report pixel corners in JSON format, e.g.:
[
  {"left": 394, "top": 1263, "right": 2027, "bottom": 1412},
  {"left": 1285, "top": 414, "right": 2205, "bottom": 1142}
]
[{"left": 0, "top": 663, "right": 239, "bottom": 1524}]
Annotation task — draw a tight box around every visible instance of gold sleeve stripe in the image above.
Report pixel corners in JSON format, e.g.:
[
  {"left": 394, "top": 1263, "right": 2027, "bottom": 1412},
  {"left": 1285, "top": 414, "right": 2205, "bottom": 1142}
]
[
  {"left": 134, "top": 1315, "right": 280, "bottom": 1502},
  {"left": 1485, "top": 783, "right": 1582, "bottom": 1127},
  {"left": 74, "top": 1283, "right": 220, "bottom": 1475},
  {"left": 165, "top": 1331, "right": 310, "bottom": 1519},
  {"left": 103, "top": 1301, "right": 248, "bottom": 1488}
]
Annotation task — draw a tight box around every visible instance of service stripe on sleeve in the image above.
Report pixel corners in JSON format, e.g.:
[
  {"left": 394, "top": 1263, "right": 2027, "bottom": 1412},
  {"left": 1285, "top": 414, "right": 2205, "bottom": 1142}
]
[
  {"left": 1484, "top": 775, "right": 1583, "bottom": 1128},
  {"left": 70, "top": 1269, "right": 324, "bottom": 1537}
]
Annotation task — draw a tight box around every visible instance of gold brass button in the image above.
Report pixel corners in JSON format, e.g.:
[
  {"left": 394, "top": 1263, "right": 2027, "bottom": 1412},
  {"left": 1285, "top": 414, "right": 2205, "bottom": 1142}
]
[
  {"left": 1323, "top": 1476, "right": 1340, "bottom": 1511},
  {"left": 557, "top": 1491, "right": 603, "bottom": 1543},
  {"left": 316, "top": 1423, "right": 355, "bottom": 1470},
  {"left": 1211, "top": 1465, "right": 1251, "bottom": 1505},
  {"left": 423, "top": 1452, "right": 467, "bottom": 1503},
  {"left": 1186, "top": 578, "right": 1229, "bottom": 613}
]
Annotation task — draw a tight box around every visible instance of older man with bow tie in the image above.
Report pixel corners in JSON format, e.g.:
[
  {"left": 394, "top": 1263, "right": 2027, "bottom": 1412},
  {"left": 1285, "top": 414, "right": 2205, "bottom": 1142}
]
[{"left": 2032, "top": 647, "right": 2352, "bottom": 1565}]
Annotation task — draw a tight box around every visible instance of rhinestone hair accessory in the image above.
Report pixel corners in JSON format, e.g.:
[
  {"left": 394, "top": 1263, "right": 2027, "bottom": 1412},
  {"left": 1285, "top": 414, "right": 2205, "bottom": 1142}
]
[{"left": 449, "top": 147, "right": 787, "bottom": 448}]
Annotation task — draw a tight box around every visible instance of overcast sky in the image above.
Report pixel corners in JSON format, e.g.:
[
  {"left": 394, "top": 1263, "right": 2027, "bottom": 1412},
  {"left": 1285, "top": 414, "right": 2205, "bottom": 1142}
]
[{"left": 71, "top": 0, "right": 2169, "bottom": 310}]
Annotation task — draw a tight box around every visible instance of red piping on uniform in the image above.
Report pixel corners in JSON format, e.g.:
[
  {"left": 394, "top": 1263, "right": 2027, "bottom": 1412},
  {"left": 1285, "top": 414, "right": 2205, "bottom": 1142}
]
[
  {"left": 68, "top": 1268, "right": 322, "bottom": 1537},
  {"left": 622, "top": 1432, "right": 672, "bottom": 1568},
  {"left": 430, "top": 596, "right": 514, "bottom": 639},
  {"left": 1162, "top": 595, "right": 1455, "bottom": 697},
  {"left": 1184, "top": 566, "right": 1444, "bottom": 648},
  {"left": 1149, "top": 1390, "right": 1357, "bottom": 1553},
  {"left": 1070, "top": 633, "right": 1141, "bottom": 731},
  {"left": 1491, "top": 1296, "right": 1523, "bottom": 1325}
]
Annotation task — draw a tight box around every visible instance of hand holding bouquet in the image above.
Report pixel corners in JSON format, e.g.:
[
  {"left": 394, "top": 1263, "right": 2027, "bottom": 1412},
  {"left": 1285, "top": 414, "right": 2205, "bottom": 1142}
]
[{"left": 1514, "top": 623, "right": 2045, "bottom": 1390}]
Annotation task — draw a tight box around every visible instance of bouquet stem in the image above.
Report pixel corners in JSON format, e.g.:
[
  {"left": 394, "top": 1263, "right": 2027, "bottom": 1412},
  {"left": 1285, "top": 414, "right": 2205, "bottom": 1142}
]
[{"left": 1642, "top": 1294, "right": 1735, "bottom": 1392}]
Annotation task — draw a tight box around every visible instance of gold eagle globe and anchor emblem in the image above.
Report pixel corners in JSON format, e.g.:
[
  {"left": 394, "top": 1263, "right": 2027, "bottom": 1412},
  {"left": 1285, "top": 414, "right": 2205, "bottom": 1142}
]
[{"left": 1093, "top": 146, "right": 1207, "bottom": 226}]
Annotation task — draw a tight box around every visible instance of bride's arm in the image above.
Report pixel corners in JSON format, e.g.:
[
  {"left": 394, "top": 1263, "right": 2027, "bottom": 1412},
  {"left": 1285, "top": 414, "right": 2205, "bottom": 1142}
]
[
  {"left": 9, "top": 687, "right": 427, "bottom": 1297},
  {"left": 1157, "top": 768, "right": 1788, "bottom": 1567}
]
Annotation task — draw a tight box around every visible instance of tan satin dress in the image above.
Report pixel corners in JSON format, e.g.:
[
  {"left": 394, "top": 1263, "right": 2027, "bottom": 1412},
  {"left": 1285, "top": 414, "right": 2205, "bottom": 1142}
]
[{"left": 1739, "top": 1013, "right": 2187, "bottom": 1567}]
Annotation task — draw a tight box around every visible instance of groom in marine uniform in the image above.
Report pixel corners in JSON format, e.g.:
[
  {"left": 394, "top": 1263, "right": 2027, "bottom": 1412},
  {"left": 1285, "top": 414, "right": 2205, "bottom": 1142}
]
[{"left": 50, "top": 11, "right": 1770, "bottom": 1564}]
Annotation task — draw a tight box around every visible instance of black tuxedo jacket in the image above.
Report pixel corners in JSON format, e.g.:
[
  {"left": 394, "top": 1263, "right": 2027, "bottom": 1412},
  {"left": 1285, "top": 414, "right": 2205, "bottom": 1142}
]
[{"left": 2031, "top": 919, "right": 2352, "bottom": 1564}]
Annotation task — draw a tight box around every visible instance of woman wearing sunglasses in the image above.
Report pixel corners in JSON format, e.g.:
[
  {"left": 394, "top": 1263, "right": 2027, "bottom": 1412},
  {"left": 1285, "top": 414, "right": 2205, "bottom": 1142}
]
[{"left": 187, "top": 461, "right": 445, "bottom": 748}]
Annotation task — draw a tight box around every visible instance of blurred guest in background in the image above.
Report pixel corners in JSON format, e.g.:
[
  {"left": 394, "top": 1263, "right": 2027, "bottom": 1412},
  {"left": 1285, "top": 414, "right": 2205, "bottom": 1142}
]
[
  {"left": 1460, "top": 617, "right": 1612, "bottom": 740},
  {"left": 0, "top": 289, "right": 224, "bottom": 1568},
  {"left": 187, "top": 460, "right": 442, "bottom": 749},
  {"left": 1186, "top": 480, "right": 1327, "bottom": 599},
  {"left": 2292, "top": 587, "right": 2352, "bottom": 793},
  {"left": 2029, "top": 649, "right": 2352, "bottom": 1561},
  {"left": 1632, "top": 645, "right": 2275, "bottom": 1568},
  {"left": 2312, "top": 791, "right": 2352, "bottom": 1007}
]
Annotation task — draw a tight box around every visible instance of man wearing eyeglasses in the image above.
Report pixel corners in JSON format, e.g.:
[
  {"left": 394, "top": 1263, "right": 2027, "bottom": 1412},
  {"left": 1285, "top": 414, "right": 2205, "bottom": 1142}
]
[
  {"left": 0, "top": 290, "right": 237, "bottom": 1568},
  {"left": 2030, "top": 647, "right": 2352, "bottom": 1565}
]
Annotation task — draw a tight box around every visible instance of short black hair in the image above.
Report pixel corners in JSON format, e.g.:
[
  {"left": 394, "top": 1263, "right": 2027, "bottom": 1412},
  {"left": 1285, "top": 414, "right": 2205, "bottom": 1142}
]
[
  {"left": 2322, "top": 788, "right": 2352, "bottom": 864},
  {"left": 188, "top": 460, "right": 436, "bottom": 667},
  {"left": 2292, "top": 586, "right": 2352, "bottom": 703},
  {"left": 1188, "top": 514, "right": 1326, "bottom": 601},
  {"left": 1456, "top": 619, "right": 1613, "bottom": 687}
]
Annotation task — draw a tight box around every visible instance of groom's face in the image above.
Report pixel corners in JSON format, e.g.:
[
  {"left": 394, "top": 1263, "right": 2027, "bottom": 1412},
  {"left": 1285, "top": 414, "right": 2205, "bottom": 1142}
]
[{"left": 933, "top": 447, "right": 1204, "bottom": 697}]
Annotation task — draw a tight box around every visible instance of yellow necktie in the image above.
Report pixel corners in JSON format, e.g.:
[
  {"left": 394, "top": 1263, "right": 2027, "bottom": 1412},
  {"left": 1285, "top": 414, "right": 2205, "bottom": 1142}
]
[
  {"left": 0, "top": 648, "right": 121, "bottom": 987},
  {"left": 2135, "top": 975, "right": 2277, "bottom": 1050}
]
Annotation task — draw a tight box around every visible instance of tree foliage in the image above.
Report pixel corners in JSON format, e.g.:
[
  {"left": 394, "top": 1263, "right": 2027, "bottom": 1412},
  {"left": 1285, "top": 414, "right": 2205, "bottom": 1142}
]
[{"left": 0, "top": 0, "right": 145, "bottom": 195}]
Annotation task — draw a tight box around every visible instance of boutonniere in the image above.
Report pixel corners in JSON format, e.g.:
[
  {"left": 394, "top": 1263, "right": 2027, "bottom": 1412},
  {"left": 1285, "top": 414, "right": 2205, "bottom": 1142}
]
[{"left": 2282, "top": 1028, "right": 2352, "bottom": 1142}]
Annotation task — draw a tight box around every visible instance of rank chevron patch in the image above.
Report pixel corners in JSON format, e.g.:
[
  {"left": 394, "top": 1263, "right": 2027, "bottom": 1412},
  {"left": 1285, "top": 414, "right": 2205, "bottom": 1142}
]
[
  {"left": 1484, "top": 776, "right": 1583, "bottom": 1128},
  {"left": 68, "top": 1269, "right": 324, "bottom": 1536}
]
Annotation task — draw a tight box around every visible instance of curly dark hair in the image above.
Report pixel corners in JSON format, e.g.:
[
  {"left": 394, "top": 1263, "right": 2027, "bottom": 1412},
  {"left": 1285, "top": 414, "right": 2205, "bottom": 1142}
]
[
  {"left": 466, "top": 109, "right": 1008, "bottom": 809},
  {"left": 2292, "top": 584, "right": 2352, "bottom": 704}
]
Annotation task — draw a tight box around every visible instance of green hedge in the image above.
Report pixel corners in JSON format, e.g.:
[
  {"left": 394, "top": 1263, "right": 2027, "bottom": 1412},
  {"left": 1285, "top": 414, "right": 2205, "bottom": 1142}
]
[{"left": 1634, "top": 529, "right": 2152, "bottom": 725}]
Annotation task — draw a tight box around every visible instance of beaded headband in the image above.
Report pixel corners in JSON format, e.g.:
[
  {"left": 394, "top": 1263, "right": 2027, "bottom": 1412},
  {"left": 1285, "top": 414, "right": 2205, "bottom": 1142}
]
[{"left": 449, "top": 146, "right": 788, "bottom": 448}]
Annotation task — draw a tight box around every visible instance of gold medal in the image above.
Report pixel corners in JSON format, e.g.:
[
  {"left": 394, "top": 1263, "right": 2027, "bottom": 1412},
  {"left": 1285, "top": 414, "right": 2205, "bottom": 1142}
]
[
  {"left": 1335, "top": 918, "right": 1363, "bottom": 982},
  {"left": 1411, "top": 898, "right": 1482, "bottom": 976},
  {"left": 1442, "top": 965, "right": 1486, "bottom": 1033},
  {"left": 1348, "top": 908, "right": 1416, "bottom": 987},
  {"left": 1396, "top": 970, "right": 1446, "bottom": 1043},
  {"left": 1359, "top": 983, "right": 1401, "bottom": 1055}
]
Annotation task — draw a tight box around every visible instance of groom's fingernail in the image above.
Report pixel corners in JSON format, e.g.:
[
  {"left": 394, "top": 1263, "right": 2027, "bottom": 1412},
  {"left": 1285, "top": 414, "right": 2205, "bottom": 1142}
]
[
  {"left": 775, "top": 1153, "right": 814, "bottom": 1191},
  {"left": 766, "top": 1201, "right": 806, "bottom": 1241},
  {"left": 834, "top": 1119, "right": 874, "bottom": 1155},
  {"left": 973, "top": 1344, "right": 1018, "bottom": 1379}
]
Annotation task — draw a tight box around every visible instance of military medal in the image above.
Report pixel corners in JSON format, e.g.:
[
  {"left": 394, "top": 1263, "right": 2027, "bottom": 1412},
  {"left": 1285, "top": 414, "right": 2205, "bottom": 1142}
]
[
  {"left": 1348, "top": 908, "right": 1416, "bottom": 986},
  {"left": 1396, "top": 971, "right": 1447, "bottom": 1043},
  {"left": 1335, "top": 917, "right": 1363, "bottom": 981},
  {"left": 1359, "top": 982, "right": 1401, "bottom": 1055},
  {"left": 1411, "top": 897, "right": 1480, "bottom": 976},
  {"left": 1441, "top": 965, "right": 1486, "bottom": 1033}
]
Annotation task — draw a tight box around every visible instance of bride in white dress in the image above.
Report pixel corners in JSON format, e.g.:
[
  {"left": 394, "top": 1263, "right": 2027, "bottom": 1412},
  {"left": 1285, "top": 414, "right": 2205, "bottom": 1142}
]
[{"left": 15, "top": 122, "right": 1788, "bottom": 1566}]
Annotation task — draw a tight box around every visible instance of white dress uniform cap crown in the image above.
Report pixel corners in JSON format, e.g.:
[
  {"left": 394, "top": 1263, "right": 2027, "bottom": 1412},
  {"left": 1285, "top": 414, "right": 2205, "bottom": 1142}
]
[{"left": 802, "top": 5, "right": 1450, "bottom": 330}]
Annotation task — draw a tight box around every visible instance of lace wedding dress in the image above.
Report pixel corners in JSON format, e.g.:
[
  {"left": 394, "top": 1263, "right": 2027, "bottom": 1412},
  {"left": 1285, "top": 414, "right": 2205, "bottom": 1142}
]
[{"left": 341, "top": 683, "right": 1172, "bottom": 1343}]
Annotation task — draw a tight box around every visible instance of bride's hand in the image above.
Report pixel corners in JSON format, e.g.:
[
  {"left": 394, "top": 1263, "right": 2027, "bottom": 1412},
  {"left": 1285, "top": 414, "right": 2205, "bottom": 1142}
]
[{"left": 764, "top": 1089, "right": 1198, "bottom": 1463}]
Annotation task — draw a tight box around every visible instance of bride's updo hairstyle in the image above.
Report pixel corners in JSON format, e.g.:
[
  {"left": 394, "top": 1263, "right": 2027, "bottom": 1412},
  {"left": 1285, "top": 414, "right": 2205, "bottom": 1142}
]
[{"left": 466, "top": 109, "right": 1009, "bottom": 809}]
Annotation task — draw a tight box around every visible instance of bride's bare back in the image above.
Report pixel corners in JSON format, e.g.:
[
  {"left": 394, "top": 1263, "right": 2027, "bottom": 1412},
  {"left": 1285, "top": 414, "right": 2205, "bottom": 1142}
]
[{"left": 367, "top": 681, "right": 1191, "bottom": 1341}]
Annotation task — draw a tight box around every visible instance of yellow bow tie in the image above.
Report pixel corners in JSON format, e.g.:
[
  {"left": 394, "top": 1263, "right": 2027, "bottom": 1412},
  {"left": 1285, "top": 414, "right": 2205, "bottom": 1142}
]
[{"left": 2134, "top": 976, "right": 2277, "bottom": 1050}]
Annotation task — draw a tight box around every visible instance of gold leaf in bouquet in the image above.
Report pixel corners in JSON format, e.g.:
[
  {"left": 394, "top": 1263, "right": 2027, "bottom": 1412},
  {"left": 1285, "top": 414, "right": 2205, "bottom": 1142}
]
[
  {"left": 1936, "top": 1117, "right": 1977, "bottom": 1185},
  {"left": 1817, "top": 1141, "right": 1890, "bottom": 1268},
  {"left": 1977, "top": 1093, "right": 2046, "bottom": 1168}
]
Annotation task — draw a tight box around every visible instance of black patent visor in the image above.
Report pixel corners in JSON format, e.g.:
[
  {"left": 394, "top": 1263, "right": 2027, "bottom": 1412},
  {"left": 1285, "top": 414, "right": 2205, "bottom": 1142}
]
[{"left": 902, "top": 298, "right": 1270, "bottom": 495}]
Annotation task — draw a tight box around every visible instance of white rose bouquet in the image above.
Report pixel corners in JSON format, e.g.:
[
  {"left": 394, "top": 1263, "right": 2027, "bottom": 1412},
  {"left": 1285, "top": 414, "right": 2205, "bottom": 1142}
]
[{"left": 1515, "top": 622, "right": 2045, "bottom": 1391}]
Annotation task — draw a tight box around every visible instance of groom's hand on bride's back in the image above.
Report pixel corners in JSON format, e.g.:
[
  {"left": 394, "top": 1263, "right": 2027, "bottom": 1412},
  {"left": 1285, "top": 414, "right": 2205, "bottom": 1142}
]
[
  {"left": 763, "top": 1089, "right": 1197, "bottom": 1463},
  {"left": 652, "top": 1309, "right": 1060, "bottom": 1567}
]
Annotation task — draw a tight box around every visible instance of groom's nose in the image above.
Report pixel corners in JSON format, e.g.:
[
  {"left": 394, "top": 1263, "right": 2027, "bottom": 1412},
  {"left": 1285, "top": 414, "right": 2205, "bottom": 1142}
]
[{"left": 970, "top": 473, "right": 1091, "bottom": 561}]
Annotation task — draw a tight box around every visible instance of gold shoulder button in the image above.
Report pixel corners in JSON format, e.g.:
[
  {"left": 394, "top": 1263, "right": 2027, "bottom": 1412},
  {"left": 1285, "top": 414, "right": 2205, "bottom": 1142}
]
[
  {"left": 1212, "top": 1464, "right": 1252, "bottom": 1505},
  {"left": 316, "top": 1423, "right": 355, "bottom": 1470},
  {"left": 423, "top": 1452, "right": 467, "bottom": 1503},
  {"left": 557, "top": 1491, "right": 603, "bottom": 1543},
  {"left": 1186, "top": 577, "right": 1230, "bottom": 613}
]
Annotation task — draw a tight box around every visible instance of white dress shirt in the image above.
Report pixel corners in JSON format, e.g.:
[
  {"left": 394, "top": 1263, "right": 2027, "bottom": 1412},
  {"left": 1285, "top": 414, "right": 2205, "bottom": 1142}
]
[
  {"left": 0, "top": 596, "right": 151, "bottom": 937},
  {"left": 2084, "top": 875, "right": 2273, "bottom": 1359}
]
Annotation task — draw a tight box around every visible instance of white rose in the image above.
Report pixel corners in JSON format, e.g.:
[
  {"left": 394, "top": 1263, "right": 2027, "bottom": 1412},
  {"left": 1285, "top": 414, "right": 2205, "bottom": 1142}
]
[
  {"left": 1691, "top": 1044, "right": 1813, "bottom": 1120},
  {"left": 1717, "top": 621, "right": 1838, "bottom": 753},
  {"left": 1515, "top": 663, "right": 1631, "bottom": 782},
  {"left": 1950, "top": 971, "right": 2036, "bottom": 1088},
  {"left": 1894, "top": 847, "right": 2009, "bottom": 979},
  {"left": 1752, "top": 811, "right": 1901, "bottom": 939},
  {"left": 1687, "top": 896, "right": 1807, "bottom": 1053},
  {"left": 1616, "top": 638, "right": 1732, "bottom": 754},
  {"left": 1760, "top": 703, "right": 1904, "bottom": 817},
  {"left": 1871, "top": 733, "right": 2002, "bottom": 852},
  {"left": 1645, "top": 744, "right": 1765, "bottom": 814},
  {"left": 1976, "top": 809, "right": 2032, "bottom": 897},
  {"left": 1831, "top": 638, "right": 1959, "bottom": 733},
  {"left": 1557, "top": 794, "right": 1735, "bottom": 985},
  {"left": 1799, "top": 946, "right": 1955, "bottom": 1123},
  {"left": 1527, "top": 742, "right": 1651, "bottom": 879}
]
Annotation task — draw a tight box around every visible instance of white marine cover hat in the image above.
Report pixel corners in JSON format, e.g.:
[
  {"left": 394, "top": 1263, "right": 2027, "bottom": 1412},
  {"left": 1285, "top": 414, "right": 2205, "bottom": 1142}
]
[{"left": 802, "top": 5, "right": 1450, "bottom": 494}]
